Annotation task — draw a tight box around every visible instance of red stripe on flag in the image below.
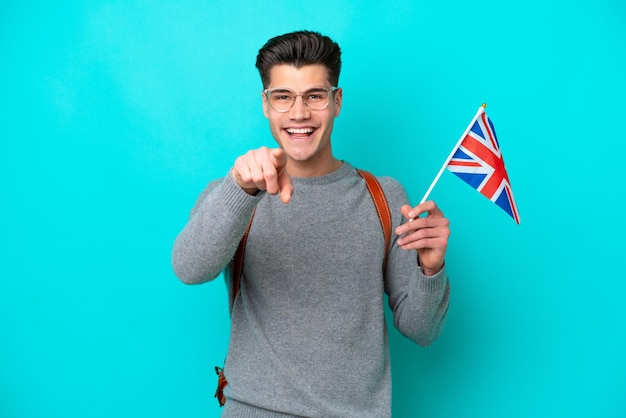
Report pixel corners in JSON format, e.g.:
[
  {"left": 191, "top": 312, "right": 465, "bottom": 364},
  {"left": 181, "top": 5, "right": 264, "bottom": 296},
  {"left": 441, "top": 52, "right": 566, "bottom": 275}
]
[
  {"left": 481, "top": 112, "right": 499, "bottom": 151},
  {"left": 449, "top": 160, "right": 482, "bottom": 167},
  {"left": 460, "top": 135, "right": 510, "bottom": 198},
  {"left": 504, "top": 184, "right": 521, "bottom": 224}
]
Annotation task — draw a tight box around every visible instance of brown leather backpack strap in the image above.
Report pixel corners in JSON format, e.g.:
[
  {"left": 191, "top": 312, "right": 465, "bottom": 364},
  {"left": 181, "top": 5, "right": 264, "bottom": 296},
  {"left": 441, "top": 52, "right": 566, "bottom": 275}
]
[
  {"left": 214, "top": 366, "right": 228, "bottom": 406},
  {"left": 231, "top": 208, "right": 255, "bottom": 309},
  {"left": 357, "top": 169, "right": 392, "bottom": 273},
  {"left": 219, "top": 209, "right": 255, "bottom": 407}
]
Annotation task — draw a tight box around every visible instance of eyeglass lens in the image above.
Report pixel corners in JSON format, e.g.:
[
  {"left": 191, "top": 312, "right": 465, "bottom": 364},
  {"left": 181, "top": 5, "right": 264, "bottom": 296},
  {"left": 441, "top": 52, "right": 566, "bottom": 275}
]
[{"left": 267, "top": 88, "right": 333, "bottom": 112}]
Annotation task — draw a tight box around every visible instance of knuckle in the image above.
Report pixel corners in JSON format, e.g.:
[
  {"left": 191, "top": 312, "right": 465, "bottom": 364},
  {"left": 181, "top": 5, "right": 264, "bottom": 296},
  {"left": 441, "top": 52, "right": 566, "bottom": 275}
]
[
  {"left": 251, "top": 172, "right": 265, "bottom": 184},
  {"left": 265, "top": 169, "right": 278, "bottom": 180}
]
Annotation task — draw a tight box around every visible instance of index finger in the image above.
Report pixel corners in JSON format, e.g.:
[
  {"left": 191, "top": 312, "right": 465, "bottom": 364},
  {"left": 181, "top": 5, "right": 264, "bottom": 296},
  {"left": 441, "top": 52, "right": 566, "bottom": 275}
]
[
  {"left": 271, "top": 148, "right": 288, "bottom": 173},
  {"left": 271, "top": 148, "right": 293, "bottom": 203}
]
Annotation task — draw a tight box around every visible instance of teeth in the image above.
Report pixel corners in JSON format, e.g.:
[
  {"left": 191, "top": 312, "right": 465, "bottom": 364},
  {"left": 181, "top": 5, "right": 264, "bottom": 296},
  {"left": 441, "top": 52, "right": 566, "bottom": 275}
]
[{"left": 287, "top": 128, "right": 314, "bottom": 134}]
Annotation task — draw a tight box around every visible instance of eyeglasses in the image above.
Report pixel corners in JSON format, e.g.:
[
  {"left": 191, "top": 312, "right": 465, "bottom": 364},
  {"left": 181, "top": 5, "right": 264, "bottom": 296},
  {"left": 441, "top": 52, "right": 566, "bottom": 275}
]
[{"left": 263, "top": 86, "right": 339, "bottom": 113}]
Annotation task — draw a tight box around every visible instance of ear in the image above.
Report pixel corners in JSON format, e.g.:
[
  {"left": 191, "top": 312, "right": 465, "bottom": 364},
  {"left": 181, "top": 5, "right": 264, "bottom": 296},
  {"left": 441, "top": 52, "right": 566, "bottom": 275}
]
[
  {"left": 261, "top": 91, "right": 269, "bottom": 118},
  {"left": 333, "top": 87, "right": 343, "bottom": 117}
]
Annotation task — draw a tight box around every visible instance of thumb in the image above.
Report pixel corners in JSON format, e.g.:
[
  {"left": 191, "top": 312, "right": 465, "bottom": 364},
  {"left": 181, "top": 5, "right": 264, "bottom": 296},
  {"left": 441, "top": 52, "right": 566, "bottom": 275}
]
[{"left": 400, "top": 204, "right": 413, "bottom": 220}]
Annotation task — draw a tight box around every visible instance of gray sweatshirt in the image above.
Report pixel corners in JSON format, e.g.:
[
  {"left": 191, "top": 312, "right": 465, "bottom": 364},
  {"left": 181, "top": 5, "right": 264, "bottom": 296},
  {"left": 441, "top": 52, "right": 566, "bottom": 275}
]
[{"left": 172, "top": 162, "right": 450, "bottom": 417}]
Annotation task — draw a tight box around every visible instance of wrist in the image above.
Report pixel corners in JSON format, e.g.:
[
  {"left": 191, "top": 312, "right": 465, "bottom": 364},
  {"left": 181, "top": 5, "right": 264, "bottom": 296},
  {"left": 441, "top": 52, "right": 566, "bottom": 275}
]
[
  {"left": 230, "top": 169, "right": 259, "bottom": 196},
  {"left": 242, "top": 186, "right": 259, "bottom": 196},
  {"left": 421, "top": 262, "right": 444, "bottom": 277}
]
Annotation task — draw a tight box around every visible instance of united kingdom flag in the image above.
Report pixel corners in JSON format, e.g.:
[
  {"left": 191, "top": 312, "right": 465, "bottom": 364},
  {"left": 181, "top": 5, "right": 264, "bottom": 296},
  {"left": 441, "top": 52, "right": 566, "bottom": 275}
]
[{"left": 447, "top": 107, "right": 521, "bottom": 224}]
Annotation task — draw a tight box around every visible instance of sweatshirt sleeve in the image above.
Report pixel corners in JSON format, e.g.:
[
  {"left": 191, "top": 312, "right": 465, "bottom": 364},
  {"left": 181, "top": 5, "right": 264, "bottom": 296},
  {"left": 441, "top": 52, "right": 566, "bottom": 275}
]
[
  {"left": 380, "top": 177, "right": 450, "bottom": 347},
  {"left": 171, "top": 172, "right": 262, "bottom": 284}
]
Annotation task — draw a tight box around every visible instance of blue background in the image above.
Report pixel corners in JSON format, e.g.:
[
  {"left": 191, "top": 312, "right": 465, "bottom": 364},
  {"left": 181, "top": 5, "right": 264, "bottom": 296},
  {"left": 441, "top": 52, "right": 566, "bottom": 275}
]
[{"left": 2, "top": 1, "right": 625, "bottom": 417}]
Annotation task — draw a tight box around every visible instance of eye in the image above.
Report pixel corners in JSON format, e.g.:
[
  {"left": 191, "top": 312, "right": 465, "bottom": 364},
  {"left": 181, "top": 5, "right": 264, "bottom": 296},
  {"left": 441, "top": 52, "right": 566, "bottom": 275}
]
[
  {"left": 271, "top": 92, "right": 294, "bottom": 102},
  {"left": 305, "top": 91, "right": 327, "bottom": 102}
]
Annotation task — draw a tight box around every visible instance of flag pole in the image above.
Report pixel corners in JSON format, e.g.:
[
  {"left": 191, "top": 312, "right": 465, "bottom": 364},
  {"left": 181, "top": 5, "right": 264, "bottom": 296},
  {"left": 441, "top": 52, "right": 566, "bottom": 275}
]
[{"left": 418, "top": 104, "right": 487, "bottom": 205}]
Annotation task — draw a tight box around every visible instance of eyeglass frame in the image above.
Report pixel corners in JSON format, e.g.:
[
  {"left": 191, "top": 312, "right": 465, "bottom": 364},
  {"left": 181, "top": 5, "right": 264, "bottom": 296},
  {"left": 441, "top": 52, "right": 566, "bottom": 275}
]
[{"left": 262, "top": 86, "right": 340, "bottom": 113}]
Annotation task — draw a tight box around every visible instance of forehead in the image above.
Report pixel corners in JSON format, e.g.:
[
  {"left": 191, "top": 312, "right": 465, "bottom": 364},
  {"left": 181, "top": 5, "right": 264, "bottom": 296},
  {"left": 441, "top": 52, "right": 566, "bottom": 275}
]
[{"left": 267, "top": 64, "right": 331, "bottom": 89}]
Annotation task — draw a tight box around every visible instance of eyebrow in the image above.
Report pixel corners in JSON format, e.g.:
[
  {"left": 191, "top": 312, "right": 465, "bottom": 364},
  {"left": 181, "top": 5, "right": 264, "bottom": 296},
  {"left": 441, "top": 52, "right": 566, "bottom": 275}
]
[{"left": 269, "top": 86, "right": 329, "bottom": 92}]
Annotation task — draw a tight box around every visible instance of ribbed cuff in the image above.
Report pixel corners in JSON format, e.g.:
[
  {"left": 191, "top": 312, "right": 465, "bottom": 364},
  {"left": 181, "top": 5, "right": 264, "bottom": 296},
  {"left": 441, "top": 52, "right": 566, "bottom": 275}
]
[
  {"left": 219, "top": 171, "right": 265, "bottom": 218},
  {"left": 416, "top": 266, "right": 448, "bottom": 293},
  {"left": 222, "top": 398, "right": 303, "bottom": 418}
]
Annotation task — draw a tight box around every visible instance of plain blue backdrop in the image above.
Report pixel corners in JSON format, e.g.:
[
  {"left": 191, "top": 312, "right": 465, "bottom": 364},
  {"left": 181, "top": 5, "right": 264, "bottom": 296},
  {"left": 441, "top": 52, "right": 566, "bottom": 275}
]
[{"left": 1, "top": 1, "right": 625, "bottom": 417}]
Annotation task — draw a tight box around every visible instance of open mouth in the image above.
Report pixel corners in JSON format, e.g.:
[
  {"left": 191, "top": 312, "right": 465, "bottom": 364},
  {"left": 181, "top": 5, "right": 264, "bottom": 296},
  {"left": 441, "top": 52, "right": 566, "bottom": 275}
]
[{"left": 285, "top": 127, "right": 315, "bottom": 139}]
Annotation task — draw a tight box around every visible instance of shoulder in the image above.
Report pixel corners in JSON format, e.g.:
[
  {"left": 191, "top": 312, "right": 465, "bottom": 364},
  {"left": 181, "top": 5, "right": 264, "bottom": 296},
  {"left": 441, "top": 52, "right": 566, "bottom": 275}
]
[
  {"left": 355, "top": 168, "right": 408, "bottom": 202},
  {"left": 377, "top": 176, "right": 410, "bottom": 208},
  {"left": 350, "top": 166, "right": 410, "bottom": 209},
  {"left": 376, "top": 175, "right": 405, "bottom": 194}
]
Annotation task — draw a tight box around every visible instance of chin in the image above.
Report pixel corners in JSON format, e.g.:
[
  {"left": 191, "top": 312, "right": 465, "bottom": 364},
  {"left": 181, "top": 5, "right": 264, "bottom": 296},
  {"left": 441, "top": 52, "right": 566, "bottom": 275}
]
[
  {"left": 283, "top": 143, "right": 317, "bottom": 159},
  {"left": 286, "top": 151, "right": 313, "bottom": 163}
]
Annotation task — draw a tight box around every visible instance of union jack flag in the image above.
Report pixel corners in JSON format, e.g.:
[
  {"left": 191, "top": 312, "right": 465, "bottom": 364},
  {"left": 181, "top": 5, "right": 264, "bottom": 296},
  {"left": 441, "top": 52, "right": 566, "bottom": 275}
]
[{"left": 447, "top": 107, "right": 520, "bottom": 224}]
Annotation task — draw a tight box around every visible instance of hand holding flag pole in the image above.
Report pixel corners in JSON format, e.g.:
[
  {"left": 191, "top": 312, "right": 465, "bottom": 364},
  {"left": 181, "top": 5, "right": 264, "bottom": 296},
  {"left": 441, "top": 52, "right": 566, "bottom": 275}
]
[{"left": 414, "top": 104, "right": 520, "bottom": 224}]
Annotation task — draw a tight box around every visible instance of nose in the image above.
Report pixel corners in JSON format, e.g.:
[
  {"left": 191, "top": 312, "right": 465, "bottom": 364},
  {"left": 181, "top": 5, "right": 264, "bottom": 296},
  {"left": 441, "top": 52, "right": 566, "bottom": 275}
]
[{"left": 289, "top": 95, "right": 310, "bottom": 120}]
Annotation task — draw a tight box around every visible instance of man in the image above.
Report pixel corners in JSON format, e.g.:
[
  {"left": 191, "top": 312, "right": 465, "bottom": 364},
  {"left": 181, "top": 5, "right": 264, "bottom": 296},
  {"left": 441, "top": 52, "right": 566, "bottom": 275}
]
[{"left": 172, "top": 30, "right": 450, "bottom": 417}]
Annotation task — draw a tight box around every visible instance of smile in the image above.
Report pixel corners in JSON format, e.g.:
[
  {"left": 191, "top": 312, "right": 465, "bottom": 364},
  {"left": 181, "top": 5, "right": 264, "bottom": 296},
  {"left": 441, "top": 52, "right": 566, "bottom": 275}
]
[{"left": 286, "top": 127, "right": 315, "bottom": 135}]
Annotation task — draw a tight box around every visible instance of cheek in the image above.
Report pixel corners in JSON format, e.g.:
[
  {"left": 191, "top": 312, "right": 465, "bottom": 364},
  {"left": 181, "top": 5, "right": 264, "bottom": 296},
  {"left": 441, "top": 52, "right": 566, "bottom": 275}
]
[
  {"left": 267, "top": 117, "right": 284, "bottom": 137},
  {"left": 325, "top": 113, "right": 337, "bottom": 130}
]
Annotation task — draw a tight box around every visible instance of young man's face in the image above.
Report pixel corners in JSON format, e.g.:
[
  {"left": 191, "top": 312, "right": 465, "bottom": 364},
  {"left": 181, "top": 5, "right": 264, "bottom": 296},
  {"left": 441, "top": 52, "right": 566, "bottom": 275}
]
[{"left": 262, "top": 64, "right": 342, "bottom": 176}]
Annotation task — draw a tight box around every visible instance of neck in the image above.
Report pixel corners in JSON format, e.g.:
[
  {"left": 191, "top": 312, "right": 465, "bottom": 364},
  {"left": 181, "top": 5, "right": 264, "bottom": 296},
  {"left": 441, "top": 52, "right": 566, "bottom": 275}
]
[{"left": 287, "top": 157, "right": 343, "bottom": 178}]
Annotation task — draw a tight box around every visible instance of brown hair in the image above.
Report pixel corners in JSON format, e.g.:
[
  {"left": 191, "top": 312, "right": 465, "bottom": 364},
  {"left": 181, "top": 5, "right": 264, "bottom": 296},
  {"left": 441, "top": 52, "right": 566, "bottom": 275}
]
[{"left": 255, "top": 30, "right": 342, "bottom": 88}]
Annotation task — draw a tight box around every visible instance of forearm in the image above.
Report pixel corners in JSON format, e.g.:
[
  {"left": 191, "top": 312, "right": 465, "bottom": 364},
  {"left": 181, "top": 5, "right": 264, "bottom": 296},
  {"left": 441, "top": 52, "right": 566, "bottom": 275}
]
[
  {"left": 385, "top": 243, "right": 450, "bottom": 347},
  {"left": 392, "top": 268, "right": 450, "bottom": 347},
  {"left": 171, "top": 174, "right": 259, "bottom": 284}
]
